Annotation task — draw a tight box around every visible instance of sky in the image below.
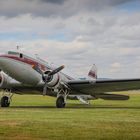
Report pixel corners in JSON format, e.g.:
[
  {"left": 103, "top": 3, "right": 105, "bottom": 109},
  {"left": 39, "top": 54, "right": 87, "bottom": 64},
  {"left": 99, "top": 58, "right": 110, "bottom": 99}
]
[{"left": 0, "top": 0, "right": 140, "bottom": 78}]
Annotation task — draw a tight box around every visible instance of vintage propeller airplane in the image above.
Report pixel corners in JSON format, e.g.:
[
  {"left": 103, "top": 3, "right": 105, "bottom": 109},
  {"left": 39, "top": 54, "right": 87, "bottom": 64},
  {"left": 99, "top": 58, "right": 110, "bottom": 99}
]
[{"left": 0, "top": 50, "right": 140, "bottom": 108}]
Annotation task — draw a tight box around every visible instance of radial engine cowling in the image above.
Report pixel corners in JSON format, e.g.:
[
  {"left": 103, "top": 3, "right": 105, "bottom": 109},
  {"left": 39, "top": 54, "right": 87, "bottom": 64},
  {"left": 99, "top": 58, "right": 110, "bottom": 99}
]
[
  {"left": 43, "top": 70, "right": 61, "bottom": 89},
  {"left": 0, "top": 72, "right": 11, "bottom": 88}
]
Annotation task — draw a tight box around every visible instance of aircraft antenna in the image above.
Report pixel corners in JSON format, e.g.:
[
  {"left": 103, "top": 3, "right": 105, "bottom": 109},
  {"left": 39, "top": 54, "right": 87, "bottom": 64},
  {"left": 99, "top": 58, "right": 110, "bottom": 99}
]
[
  {"left": 35, "top": 54, "right": 38, "bottom": 58},
  {"left": 16, "top": 45, "right": 20, "bottom": 50}
]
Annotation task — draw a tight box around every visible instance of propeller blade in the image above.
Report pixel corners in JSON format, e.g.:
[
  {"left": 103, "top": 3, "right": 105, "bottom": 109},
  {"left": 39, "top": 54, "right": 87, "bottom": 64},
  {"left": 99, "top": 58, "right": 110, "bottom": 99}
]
[
  {"left": 32, "top": 65, "right": 43, "bottom": 75},
  {"left": 43, "top": 83, "right": 48, "bottom": 96},
  {"left": 49, "top": 65, "right": 65, "bottom": 75}
]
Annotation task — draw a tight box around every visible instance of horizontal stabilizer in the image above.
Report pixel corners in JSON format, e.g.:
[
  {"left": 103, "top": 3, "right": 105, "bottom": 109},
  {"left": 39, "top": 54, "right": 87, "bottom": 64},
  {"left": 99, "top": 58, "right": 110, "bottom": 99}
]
[
  {"left": 97, "top": 93, "right": 129, "bottom": 100},
  {"left": 68, "top": 95, "right": 95, "bottom": 104},
  {"left": 77, "top": 96, "right": 90, "bottom": 104},
  {"left": 68, "top": 95, "right": 95, "bottom": 100}
]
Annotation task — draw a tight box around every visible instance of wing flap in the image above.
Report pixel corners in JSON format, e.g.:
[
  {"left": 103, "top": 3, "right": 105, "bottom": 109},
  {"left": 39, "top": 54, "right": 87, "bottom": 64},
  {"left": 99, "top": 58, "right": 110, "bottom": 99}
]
[{"left": 97, "top": 93, "right": 129, "bottom": 100}]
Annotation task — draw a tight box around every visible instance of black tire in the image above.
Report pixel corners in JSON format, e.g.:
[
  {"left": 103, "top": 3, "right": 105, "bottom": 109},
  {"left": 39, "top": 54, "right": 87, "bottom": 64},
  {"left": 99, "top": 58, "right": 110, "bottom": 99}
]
[
  {"left": 1, "top": 96, "right": 10, "bottom": 107},
  {"left": 56, "top": 96, "right": 65, "bottom": 108}
]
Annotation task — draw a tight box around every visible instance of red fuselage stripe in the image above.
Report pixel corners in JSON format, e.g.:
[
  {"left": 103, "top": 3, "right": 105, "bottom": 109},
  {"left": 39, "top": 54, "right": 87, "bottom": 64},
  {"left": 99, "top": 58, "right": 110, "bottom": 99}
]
[{"left": 0, "top": 55, "right": 47, "bottom": 71}]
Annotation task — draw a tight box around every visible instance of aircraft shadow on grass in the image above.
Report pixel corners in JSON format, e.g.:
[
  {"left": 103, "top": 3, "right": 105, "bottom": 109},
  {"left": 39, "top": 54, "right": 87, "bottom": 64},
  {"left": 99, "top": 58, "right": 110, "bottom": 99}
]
[{"left": 10, "top": 104, "right": 140, "bottom": 109}]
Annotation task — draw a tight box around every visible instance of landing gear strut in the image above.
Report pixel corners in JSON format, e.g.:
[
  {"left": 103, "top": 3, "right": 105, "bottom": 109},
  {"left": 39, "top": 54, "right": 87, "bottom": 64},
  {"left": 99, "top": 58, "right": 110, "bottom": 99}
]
[{"left": 0, "top": 89, "right": 13, "bottom": 107}]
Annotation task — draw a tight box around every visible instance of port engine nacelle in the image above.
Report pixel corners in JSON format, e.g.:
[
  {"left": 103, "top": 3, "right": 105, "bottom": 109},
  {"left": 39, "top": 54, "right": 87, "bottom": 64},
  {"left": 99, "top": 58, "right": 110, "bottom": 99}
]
[{"left": 0, "top": 72, "right": 12, "bottom": 88}]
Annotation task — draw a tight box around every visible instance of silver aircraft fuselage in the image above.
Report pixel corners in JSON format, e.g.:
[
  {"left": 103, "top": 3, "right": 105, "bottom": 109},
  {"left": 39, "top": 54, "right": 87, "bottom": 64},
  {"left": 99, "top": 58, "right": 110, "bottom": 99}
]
[{"left": 0, "top": 52, "right": 72, "bottom": 86}]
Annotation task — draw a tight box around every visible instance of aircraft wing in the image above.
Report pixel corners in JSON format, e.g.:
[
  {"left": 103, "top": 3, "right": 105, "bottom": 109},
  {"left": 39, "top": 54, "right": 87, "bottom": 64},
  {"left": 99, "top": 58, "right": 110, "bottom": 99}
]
[{"left": 68, "top": 79, "right": 140, "bottom": 95}]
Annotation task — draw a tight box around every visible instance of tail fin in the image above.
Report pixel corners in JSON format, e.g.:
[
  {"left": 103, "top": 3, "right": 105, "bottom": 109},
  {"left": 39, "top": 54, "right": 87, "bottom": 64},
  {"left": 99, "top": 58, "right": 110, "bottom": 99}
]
[{"left": 88, "top": 64, "right": 97, "bottom": 79}]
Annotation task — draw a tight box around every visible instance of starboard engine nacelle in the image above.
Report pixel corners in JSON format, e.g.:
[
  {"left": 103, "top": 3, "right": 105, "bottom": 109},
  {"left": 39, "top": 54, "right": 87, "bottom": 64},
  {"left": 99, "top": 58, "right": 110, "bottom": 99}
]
[{"left": 33, "top": 64, "right": 66, "bottom": 95}]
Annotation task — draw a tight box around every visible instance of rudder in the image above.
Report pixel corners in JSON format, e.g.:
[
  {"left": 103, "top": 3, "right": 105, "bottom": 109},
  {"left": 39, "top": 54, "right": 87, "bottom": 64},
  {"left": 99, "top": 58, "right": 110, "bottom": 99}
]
[{"left": 88, "top": 64, "right": 97, "bottom": 79}]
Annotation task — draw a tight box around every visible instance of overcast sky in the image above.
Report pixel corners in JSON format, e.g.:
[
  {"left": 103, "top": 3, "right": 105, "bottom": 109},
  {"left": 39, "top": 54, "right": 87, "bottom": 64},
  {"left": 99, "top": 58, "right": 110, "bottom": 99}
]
[{"left": 0, "top": 0, "right": 140, "bottom": 78}]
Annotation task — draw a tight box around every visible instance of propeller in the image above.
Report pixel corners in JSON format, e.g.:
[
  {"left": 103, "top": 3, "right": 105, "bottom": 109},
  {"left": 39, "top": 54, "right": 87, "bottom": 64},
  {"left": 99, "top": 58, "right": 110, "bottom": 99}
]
[
  {"left": 33, "top": 64, "right": 65, "bottom": 95},
  {"left": 43, "top": 65, "right": 65, "bottom": 95}
]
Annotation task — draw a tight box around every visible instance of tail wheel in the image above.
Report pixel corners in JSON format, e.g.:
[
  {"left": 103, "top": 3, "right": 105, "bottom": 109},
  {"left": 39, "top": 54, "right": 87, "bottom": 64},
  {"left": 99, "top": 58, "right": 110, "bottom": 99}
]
[
  {"left": 1, "top": 96, "right": 10, "bottom": 107},
  {"left": 56, "top": 96, "right": 65, "bottom": 108}
]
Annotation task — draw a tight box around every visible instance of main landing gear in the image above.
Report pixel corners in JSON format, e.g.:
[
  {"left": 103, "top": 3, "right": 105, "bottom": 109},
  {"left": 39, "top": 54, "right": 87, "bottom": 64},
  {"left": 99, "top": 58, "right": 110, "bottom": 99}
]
[
  {"left": 1, "top": 96, "right": 10, "bottom": 107},
  {"left": 56, "top": 88, "right": 69, "bottom": 108},
  {"left": 56, "top": 96, "right": 65, "bottom": 108},
  {"left": 0, "top": 89, "right": 13, "bottom": 107}
]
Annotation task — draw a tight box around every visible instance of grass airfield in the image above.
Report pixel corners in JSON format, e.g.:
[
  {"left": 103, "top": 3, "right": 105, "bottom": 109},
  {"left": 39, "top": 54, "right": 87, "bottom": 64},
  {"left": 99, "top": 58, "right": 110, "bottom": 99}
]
[{"left": 0, "top": 92, "right": 140, "bottom": 140}]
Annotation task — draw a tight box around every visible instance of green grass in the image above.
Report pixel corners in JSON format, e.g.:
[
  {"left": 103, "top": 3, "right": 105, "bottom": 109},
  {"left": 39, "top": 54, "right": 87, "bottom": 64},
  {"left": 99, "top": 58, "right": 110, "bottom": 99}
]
[{"left": 0, "top": 91, "right": 140, "bottom": 140}]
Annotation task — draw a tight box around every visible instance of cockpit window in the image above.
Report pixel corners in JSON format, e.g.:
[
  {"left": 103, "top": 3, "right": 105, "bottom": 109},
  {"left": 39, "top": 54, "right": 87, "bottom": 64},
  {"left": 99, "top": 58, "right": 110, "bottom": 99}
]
[
  {"left": 8, "top": 51, "right": 20, "bottom": 55},
  {"left": 8, "top": 51, "right": 23, "bottom": 58}
]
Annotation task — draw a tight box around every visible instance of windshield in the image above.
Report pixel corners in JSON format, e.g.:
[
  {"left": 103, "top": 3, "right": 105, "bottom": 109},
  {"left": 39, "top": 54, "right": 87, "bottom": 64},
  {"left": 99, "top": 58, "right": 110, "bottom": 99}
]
[{"left": 7, "top": 51, "right": 20, "bottom": 55}]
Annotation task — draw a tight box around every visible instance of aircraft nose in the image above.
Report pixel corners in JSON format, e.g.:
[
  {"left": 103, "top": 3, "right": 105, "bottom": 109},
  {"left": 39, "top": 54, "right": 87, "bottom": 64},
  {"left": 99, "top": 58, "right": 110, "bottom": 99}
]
[
  {"left": 0, "top": 56, "right": 7, "bottom": 68},
  {"left": 0, "top": 56, "right": 4, "bottom": 63}
]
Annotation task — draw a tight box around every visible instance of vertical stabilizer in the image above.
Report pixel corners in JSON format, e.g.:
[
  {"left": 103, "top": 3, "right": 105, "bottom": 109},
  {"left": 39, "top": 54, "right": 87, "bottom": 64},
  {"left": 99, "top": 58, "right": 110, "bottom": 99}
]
[{"left": 88, "top": 64, "right": 97, "bottom": 79}]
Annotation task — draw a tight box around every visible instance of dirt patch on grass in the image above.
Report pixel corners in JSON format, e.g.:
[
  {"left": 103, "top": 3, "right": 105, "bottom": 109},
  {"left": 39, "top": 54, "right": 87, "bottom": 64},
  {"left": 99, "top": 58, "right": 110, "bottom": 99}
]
[
  {"left": 0, "top": 120, "right": 21, "bottom": 127},
  {"left": 0, "top": 134, "right": 40, "bottom": 140}
]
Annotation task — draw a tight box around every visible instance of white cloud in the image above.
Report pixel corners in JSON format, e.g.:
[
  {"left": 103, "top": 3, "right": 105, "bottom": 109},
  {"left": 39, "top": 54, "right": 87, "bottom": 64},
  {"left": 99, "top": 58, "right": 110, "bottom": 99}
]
[
  {"left": 0, "top": 1, "right": 140, "bottom": 79},
  {"left": 110, "top": 62, "right": 121, "bottom": 73},
  {"left": 0, "top": 0, "right": 136, "bottom": 17}
]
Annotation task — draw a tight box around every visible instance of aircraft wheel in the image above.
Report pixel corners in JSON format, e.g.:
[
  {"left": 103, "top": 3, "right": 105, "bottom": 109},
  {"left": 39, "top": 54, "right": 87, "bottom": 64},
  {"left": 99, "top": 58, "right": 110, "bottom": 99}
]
[
  {"left": 56, "top": 96, "right": 65, "bottom": 108},
  {"left": 1, "top": 96, "right": 10, "bottom": 107}
]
